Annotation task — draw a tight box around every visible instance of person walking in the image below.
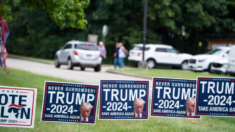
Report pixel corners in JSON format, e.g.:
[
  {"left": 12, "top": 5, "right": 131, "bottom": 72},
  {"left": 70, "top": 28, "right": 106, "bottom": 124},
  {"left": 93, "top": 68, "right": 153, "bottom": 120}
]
[
  {"left": 98, "top": 41, "right": 106, "bottom": 64},
  {"left": 118, "top": 42, "right": 127, "bottom": 69},
  {"left": 113, "top": 42, "right": 120, "bottom": 69}
]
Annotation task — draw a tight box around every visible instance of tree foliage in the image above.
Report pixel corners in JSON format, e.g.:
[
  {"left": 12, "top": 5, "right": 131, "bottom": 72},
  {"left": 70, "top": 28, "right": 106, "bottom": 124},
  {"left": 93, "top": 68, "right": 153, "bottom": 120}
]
[
  {"left": 0, "top": 0, "right": 90, "bottom": 29},
  {"left": 3, "top": 0, "right": 235, "bottom": 64}
]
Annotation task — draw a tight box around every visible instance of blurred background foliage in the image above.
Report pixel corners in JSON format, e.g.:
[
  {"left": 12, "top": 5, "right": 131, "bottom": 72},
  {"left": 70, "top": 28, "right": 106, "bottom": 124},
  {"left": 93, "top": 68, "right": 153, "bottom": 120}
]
[{"left": 1, "top": 0, "right": 235, "bottom": 64}]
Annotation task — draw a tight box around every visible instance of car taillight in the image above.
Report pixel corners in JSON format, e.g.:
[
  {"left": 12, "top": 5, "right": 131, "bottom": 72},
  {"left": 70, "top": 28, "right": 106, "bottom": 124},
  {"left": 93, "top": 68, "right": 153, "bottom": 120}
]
[
  {"left": 100, "top": 53, "right": 102, "bottom": 57},
  {"left": 73, "top": 50, "right": 78, "bottom": 55},
  {"left": 138, "top": 52, "right": 143, "bottom": 56}
]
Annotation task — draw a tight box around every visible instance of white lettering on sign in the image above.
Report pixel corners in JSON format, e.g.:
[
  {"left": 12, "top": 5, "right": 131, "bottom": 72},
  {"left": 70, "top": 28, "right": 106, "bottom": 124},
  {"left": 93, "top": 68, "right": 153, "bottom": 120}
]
[
  {"left": 48, "top": 92, "right": 95, "bottom": 105},
  {"left": 155, "top": 87, "right": 196, "bottom": 99},
  {"left": 200, "top": 81, "right": 234, "bottom": 94},
  {"left": 103, "top": 89, "right": 146, "bottom": 101}
]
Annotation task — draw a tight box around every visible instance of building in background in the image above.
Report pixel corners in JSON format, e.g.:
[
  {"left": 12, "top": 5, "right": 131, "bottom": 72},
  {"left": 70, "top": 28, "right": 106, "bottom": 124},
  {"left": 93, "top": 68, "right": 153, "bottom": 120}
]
[{"left": 203, "top": 34, "right": 235, "bottom": 50}]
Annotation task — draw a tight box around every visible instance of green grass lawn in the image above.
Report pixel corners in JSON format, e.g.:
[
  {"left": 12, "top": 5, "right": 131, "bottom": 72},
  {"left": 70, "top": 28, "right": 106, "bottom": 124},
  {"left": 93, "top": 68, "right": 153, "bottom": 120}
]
[
  {"left": 111, "top": 68, "right": 230, "bottom": 79},
  {"left": 0, "top": 68, "right": 235, "bottom": 132},
  {"left": 9, "top": 54, "right": 54, "bottom": 64}
]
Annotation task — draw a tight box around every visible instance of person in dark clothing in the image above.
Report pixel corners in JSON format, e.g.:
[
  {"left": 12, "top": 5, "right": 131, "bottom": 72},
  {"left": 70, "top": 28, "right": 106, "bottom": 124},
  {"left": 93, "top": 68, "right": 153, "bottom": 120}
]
[{"left": 114, "top": 43, "right": 121, "bottom": 69}]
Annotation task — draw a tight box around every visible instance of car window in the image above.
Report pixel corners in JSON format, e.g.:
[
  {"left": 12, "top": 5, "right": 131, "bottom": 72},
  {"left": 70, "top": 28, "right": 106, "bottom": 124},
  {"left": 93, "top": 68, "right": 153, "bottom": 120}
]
[
  {"left": 205, "top": 48, "right": 224, "bottom": 55},
  {"left": 75, "top": 43, "right": 99, "bottom": 51},
  {"left": 63, "top": 44, "right": 72, "bottom": 49},
  {"left": 132, "top": 46, "right": 150, "bottom": 51},
  {"left": 222, "top": 50, "right": 230, "bottom": 58},
  {"left": 155, "top": 48, "right": 166, "bottom": 52},
  {"left": 166, "top": 48, "right": 180, "bottom": 53}
]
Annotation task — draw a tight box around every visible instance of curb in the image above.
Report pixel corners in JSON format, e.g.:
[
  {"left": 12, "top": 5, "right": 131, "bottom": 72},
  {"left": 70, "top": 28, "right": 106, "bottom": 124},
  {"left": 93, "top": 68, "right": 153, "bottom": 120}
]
[
  {"left": 106, "top": 70, "right": 152, "bottom": 80},
  {"left": 9, "top": 56, "right": 53, "bottom": 65}
]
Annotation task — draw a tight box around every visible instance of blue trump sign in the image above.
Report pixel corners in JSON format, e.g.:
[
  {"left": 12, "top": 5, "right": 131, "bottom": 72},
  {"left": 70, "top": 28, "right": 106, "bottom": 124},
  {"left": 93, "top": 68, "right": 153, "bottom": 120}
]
[
  {"left": 151, "top": 78, "right": 200, "bottom": 119},
  {"left": 99, "top": 80, "right": 149, "bottom": 120},
  {"left": 41, "top": 82, "right": 98, "bottom": 124},
  {"left": 195, "top": 77, "right": 235, "bottom": 117}
]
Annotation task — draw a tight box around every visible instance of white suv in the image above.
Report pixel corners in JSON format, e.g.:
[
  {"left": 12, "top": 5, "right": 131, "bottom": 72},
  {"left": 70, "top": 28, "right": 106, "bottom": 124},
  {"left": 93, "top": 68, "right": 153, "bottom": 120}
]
[
  {"left": 54, "top": 40, "right": 102, "bottom": 72},
  {"left": 188, "top": 47, "right": 231, "bottom": 72},
  {"left": 128, "top": 44, "right": 192, "bottom": 69}
]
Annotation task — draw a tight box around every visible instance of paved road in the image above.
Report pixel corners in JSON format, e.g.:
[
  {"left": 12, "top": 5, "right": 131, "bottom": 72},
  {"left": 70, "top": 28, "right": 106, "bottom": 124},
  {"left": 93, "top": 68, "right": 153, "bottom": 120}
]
[{"left": 6, "top": 58, "right": 151, "bottom": 85}]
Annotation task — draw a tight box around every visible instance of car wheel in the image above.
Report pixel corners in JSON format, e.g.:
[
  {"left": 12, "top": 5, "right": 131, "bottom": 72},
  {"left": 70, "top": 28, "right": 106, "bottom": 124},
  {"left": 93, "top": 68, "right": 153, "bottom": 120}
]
[
  {"left": 147, "top": 59, "right": 155, "bottom": 69},
  {"left": 81, "top": 67, "right": 85, "bottom": 71},
  {"left": 181, "top": 61, "right": 188, "bottom": 70},
  {"left": 54, "top": 57, "right": 60, "bottom": 68},
  {"left": 94, "top": 65, "right": 101, "bottom": 72},
  {"left": 67, "top": 58, "right": 74, "bottom": 70},
  {"left": 208, "top": 64, "right": 213, "bottom": 73}
]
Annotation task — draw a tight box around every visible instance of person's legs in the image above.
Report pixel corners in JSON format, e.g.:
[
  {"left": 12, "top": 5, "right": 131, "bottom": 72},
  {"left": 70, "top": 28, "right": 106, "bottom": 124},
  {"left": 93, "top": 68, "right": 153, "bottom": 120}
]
[
  {"left": 100, "top": 57, "right": 104, "bottom": 65},
  {"left": 118, "top": 58, "right": 122, "bottom": 68},
  {"left": 114, "top": 58, "right": 117, "bottom": 69},
  {"left": 119, "top": 57, "right": 125, "bottom": 69},
  {"left": 121, "top": 57, "right": 125, "bottom": 69},
  {"left": 117, "top": 58, "right": 121, "bottom": 69},
  {"left": 102, "top": 57, "right": 104, "bottom": 64}
]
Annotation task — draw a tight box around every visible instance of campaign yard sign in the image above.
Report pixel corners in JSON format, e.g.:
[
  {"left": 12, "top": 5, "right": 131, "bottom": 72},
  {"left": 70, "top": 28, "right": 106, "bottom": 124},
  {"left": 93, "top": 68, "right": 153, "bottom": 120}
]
[
  {"left": 151, "top": 78, "right": 200, "bottom": 119},
  {"left": 41, "top": 82, "right": 98, "bottom": 124},
  {"left": 99, "top": 80, "right": 149, "bottom": 120},
  {"left": 195, "top": 77, "right": 235, "bottom": 117},
  {"left": 0, "top": 86, "right": 37, "bottom": 128}
]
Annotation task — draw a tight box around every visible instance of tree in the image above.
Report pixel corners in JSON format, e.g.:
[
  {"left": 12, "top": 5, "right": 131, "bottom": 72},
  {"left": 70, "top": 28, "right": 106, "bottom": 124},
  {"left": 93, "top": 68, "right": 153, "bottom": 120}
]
[
  {"left": 229, "top": 0, "right": 235, "bottom": 7},
  {"left": 148, "top": 0, "right": 229, "bottom": 38},
  {"left": 5, "top": 0, "right": 235, "bottom": 62},
  {"left": 147, "top": 0, "right": 235, "bottom": 54},
  {"left": 0, "top": 0, "right": 90, "bottom": 29}
]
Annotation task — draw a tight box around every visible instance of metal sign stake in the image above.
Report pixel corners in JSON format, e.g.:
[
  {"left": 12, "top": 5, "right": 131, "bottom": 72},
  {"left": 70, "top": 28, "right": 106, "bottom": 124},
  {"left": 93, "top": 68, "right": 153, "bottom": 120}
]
[
  {"left": 207, "top": 117, "right": 210, "bottom": 131},
  {"left": 162, "top": 117, "right": 165, "bottom": 132},
  {"left": 132, "top": 120, "right": 134, "bottom": 132},
  {"left": 56, "top": 122, "right": 58, "bottom": 132},
  {"left": 79, "top": 121, "right": 81, "bottom": 132},
  {"left": 112, "top": 120, "right": 114, "bottom": 132},
  {"left": 184, "top": 118, "right": 185, "bottom": 132},
  {"left": 78, "top": 120, "right": 80, "bottom": 132}
]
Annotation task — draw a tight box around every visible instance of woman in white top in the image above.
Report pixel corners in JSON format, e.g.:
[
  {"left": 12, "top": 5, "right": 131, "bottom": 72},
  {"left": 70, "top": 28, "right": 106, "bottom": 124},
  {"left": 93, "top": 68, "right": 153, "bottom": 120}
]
[{"left": 118, "top": 43, "right": 126, "bottom": 69}]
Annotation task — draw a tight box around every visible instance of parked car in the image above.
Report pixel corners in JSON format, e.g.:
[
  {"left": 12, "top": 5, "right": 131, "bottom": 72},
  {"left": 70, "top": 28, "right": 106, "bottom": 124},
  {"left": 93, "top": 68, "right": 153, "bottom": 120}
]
[
  {"left": 210, "top": 59, "right": 228, "bottom": 74},
  {"left": 227, "top": 45, "right": 235, "bottom": 75},
  {"left": 127, "top": 44, "right": 192, "bottom": 69},
  {"left": 54, "top": 40, "right": 102, "bottom": 72},
  {"left": 188, "top": 47, "right": 231, "bottom": 72}
]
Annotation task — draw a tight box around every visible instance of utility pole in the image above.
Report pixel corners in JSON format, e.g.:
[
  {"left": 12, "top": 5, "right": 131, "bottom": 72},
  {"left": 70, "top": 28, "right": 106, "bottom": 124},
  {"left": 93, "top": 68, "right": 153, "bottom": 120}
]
[
  {"left": 142, "top": 0, "right": 148, "bottom": 61},
  {"left": 138, "top": 0, "right": 148, "bottom": 70}
]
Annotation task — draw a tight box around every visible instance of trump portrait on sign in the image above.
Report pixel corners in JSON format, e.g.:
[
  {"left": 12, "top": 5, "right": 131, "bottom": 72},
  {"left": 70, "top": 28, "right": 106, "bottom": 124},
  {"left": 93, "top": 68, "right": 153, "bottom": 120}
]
[
  {"left": 133, "top": 98, "right": 146, "bottom": 118},
  {"left": 79, "top": 102, "right": 93, "bottom": 122},
  {"left": 185, "top": 97, "right": 195, "bottom": 116}
]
